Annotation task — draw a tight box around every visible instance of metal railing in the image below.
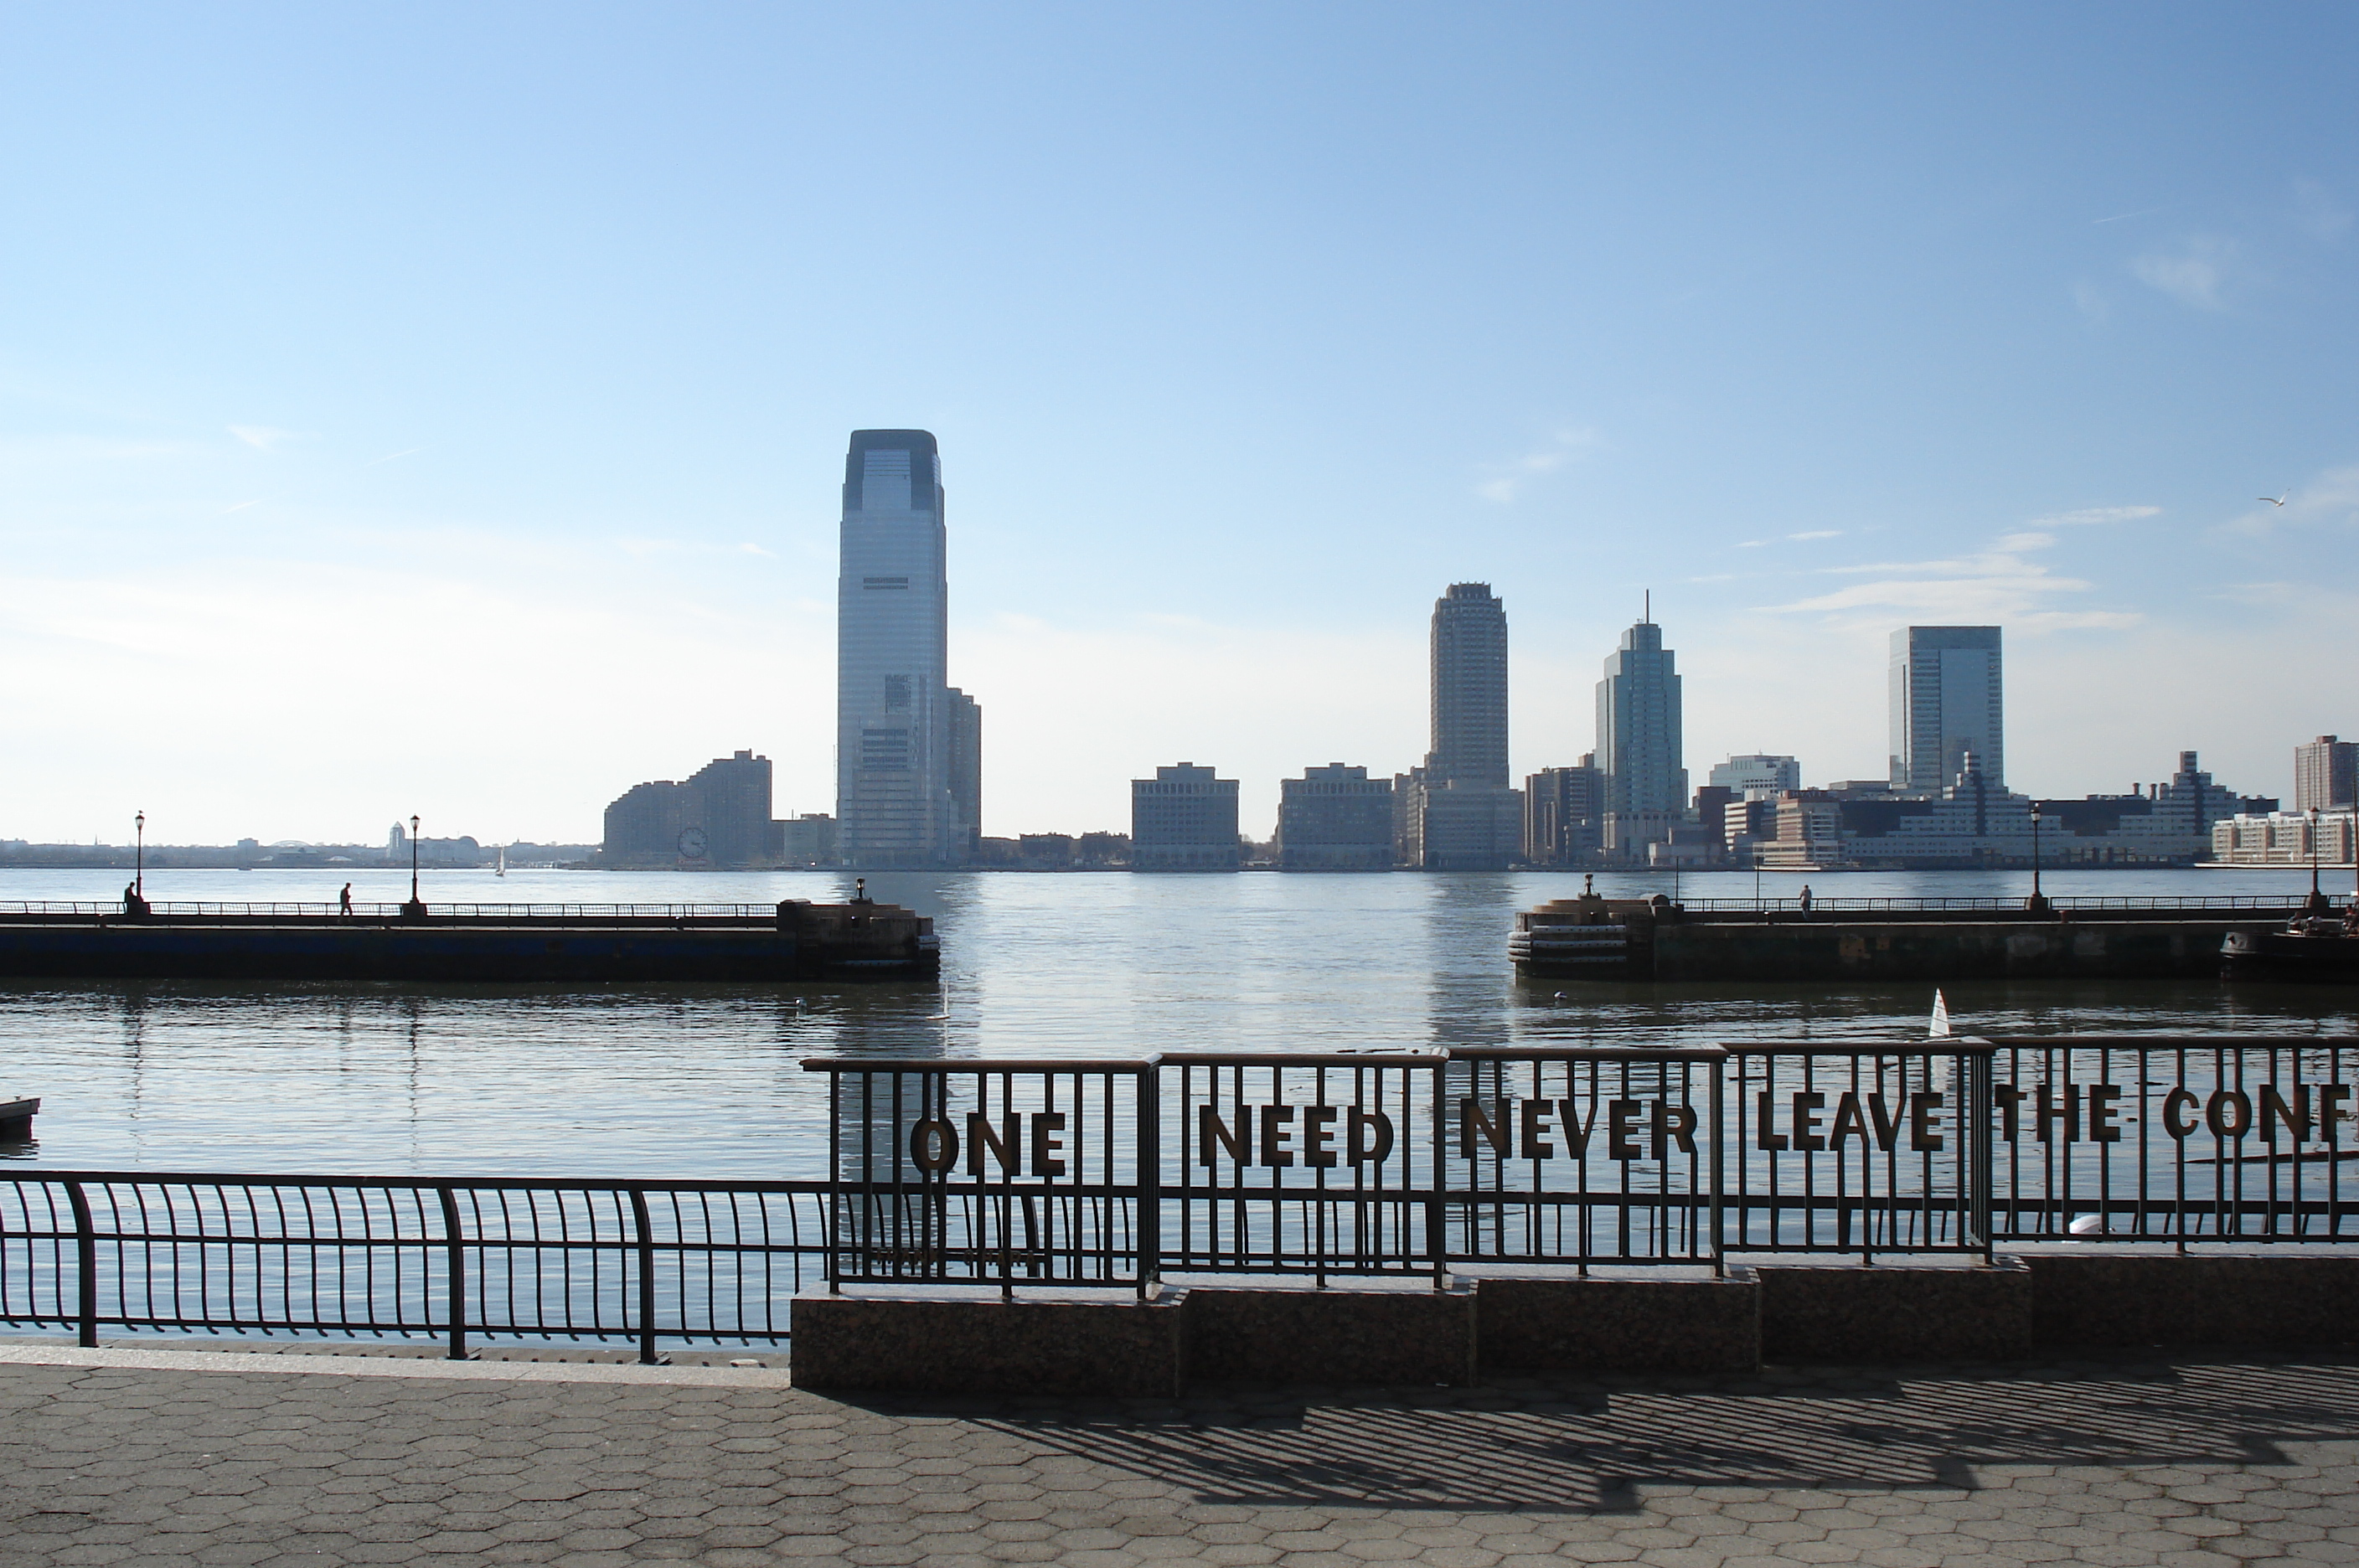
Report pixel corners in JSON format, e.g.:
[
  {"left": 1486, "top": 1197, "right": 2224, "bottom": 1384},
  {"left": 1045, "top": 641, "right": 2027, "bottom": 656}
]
[
  {"left": 1670, "top": 895, "right": 2323, "bottom": 914},
  {"left": 0, "top": 901, "right": 797, "bottom": 922},
  {"left": 1988, "top": 1037, "right": 2356, "bottom": 1246},
  {"left": 8, "top": 1038, "right": 2352, "bottom": 1347},
  {"left": 1722, "top": 1045, "right": 1991, "bottom": 1261},
  {"left": 0, "top": 1174, "right": 828, "bottom": 1358}
]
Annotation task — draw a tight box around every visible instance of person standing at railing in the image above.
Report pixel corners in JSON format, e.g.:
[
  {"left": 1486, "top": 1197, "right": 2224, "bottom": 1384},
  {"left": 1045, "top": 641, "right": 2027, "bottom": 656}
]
[
  {"left": 120, "top": 882, "right": 147, "bottom": 917},
  {"left": 1798, "top": 884, "right": 1813, "bottom": 916}
]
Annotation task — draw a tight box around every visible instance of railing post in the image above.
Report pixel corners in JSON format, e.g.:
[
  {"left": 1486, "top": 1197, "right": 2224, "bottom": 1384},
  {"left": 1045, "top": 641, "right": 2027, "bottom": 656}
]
[
  {"left": 436, "top": 1185, "right": 468, "bottom": 1360},
  {"left": 628, "top": 1187, "right": 659, "bottom": 1365},
  {"left": 1965, "top": 1047, "right": 1994, "bottom": 1263},
  {"left": 1137, "top": 1064, "right": 1160, "bottom": 1298},
  {"left": 1427, "top": 1059, "right": 1448, "bottom": 1289},
  {"left": 1709, "top": 1052, "right": 1726, "bottom": 1277},
  {"left": 64, "top": 1180, "right": 97, "bottom": 1348}
]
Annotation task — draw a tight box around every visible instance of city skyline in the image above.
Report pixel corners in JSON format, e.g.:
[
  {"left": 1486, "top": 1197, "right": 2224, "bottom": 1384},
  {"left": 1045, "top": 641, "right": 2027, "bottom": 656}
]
[{"left": 2, "top": 8, "right": 2353, "bottom": 844}]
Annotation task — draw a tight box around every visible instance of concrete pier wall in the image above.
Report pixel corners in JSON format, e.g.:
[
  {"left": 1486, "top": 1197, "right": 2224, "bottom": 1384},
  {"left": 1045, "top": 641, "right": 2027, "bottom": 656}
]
[{"left": 793, "top": 1252, "right": 2359, "bottom": 1394}]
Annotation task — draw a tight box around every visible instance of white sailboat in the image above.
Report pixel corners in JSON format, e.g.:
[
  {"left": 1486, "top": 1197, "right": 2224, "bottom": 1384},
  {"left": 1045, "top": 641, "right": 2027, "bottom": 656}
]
[{"left": 495, "top": 846, "right": 507, "bottom": 878}]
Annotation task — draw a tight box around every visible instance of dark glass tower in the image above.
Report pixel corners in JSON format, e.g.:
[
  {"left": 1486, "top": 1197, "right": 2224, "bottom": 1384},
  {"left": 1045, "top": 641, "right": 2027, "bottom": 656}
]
[{"left": 1596, "top": 616, "right": 1686, "bottom": 813}]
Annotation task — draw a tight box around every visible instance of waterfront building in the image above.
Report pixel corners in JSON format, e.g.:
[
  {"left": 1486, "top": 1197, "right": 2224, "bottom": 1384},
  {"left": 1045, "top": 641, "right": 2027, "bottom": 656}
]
[
  {"left": 773, "top": 813, "right": 838, "bottom": 867},
  {"left": 1889, "top": 626, "right": 2004, "bottom": 792},
  {"left": 1596, "top": 616, "right": 1686, "bottom": 817},
  {"left": 1524, "top": 761, "right": 1605, "bottom": 864},
  {"left": 1407, "top": 780, "right": 1525, "bottom": 871},
  {"left": 603, "top": 780, "right": 696, "bottom": 867},
  {"left": 2294, "top": 735, "right": 2358, "bottom": 813},
  {"left": 603, "top": 750, "right": 776, "bottom": 869},
  {"left": 1131, "top": 763, "right": 1241, "bottom": 870},
  {"left": 1708, "top": 755, "right": 1801, "bottom": 796},
  {"left": 1278, "top": 765, "right": 1395, "bottom": 870},
  {"left": 837, "top": 430, "right": 961, "bottom": 867},
  {"left": 1757, "top": 750, "right": 2269, "bottom": 869},
  {"left": 2212, "top": 809, "right": 2357, "bottom": 867},
  {"left": 684, "top": 750, "right": 774, "bottom": 869},
  {"left": 947, "top": 687, "right": 983, "bottom": 861}
]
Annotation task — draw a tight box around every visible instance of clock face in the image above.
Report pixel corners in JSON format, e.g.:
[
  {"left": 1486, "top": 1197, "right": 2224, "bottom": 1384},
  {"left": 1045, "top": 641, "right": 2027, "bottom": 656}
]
[{"left": 678, "top": 828, "right": 709, "bottom": 859}]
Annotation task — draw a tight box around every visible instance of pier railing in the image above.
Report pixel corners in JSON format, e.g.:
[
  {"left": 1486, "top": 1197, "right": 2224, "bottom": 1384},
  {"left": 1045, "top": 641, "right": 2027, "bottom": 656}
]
[
  {"left": 1670, "top": 895, "right": 2319, "bottom": 914},
  {"left": 0, "top": 900, "right": 794, "bottom": 922},
  {"left": 5, "top": 1037, "right": 2350, "bottom": 1350},
  {"left": 0, "top": 1174, "right": 828, "bottom": 1360}
]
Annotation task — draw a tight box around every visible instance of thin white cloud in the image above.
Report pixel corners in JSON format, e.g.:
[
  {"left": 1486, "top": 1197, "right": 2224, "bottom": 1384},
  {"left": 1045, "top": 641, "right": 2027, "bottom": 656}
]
[
  {"left": 1758, "top": 529, "right": 2140, "bottom": 632},
  {"left": 361, "top": 446, "right": 426, "bottom": 468},
  {"left": 2073, "top": 281, "right": 2111, "bottom": 323},
  {"left": 229, "top": 426, "right": 298, "bottom": 451},
  {"left": 1786, "top": 529, "right": 1841, "bottom": 541},
  {"left": 2130, "top": 236, "right": 2238, "bottom": 309},
  {"left": 1474, "top": 427, "right": 1600, "bottom": 503},
  {"left": 2035, "top": 505, "right": 2159, "bottom": 527},
  {"left": 1736, "top": 529, "right": 1840, "bottom": 549}
]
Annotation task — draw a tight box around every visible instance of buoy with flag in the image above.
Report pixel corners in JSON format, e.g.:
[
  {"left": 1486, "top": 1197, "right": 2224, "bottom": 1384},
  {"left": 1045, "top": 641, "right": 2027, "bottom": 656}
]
[{"left": 1928, "top": 988, "right": 1951, "bottom": 1039}]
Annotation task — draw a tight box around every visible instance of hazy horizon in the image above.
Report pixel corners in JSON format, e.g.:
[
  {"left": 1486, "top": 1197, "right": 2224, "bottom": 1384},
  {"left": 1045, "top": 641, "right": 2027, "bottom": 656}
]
[{"left": 4, "top": 3, "right": 2353, "bottom": 845}]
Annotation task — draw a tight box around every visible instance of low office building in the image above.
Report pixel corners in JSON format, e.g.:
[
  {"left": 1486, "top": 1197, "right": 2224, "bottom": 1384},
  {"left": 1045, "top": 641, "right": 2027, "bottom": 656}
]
[
  {"left": 1278, "top": 765, "right": 1395, "bottom": 870},
  {"left": 1132, "top": 763, "right": 1240, "bottom": 870}
]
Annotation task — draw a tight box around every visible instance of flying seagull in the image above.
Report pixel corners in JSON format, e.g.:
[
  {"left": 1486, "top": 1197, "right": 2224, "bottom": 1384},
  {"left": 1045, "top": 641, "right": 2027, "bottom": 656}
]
[{"left": 2261, "top": 493, "right": 2288, "bottom": 507}]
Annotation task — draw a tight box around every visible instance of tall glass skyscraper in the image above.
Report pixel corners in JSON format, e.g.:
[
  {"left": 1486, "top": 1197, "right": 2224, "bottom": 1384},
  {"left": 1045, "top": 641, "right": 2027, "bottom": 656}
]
[
  {"left": 836, "top": 430, "right": 961, "bottom": 866},
  {"left": 1596, "top": 616, "right": 1686, "bottom": 813},
  {"left": 1888, "top": 626, "right": 2003, "bottom": 792}
]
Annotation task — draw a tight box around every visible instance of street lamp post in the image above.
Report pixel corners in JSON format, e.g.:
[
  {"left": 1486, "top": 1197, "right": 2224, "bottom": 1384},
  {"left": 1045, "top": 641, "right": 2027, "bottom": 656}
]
[
  {"left": 2310, "top": 805, "right": 2325, "bottom": 912},
  {"left": 134, "top": 811, "right": 145, "bottom": 899},
  {"left": 403, "top": 814, "right": 426, "bottom": 921},
  {"left": 2027, "top": 803, "right": 2049, "bottom": 914}
]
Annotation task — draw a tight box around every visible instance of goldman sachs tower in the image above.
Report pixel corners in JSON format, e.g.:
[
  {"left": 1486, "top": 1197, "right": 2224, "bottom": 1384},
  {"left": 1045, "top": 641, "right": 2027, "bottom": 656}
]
[{"left": 835, "top": 430, "right": 980, "bottom": 867}]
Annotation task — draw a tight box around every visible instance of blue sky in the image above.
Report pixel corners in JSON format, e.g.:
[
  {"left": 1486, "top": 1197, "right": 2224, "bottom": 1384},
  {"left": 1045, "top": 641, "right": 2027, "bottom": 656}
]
[{"left": 3, "top": 3, "right": 2354, "bottom": 843}]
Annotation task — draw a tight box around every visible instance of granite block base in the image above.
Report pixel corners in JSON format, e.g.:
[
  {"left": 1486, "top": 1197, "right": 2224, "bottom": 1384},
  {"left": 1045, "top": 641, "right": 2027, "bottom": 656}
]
[
  {"left": 790, "top": 1290, "right": 1185, "bottom": 1396},
  {"left": 1185, "top": 1284, "right": 1475, "bottom": 1386},
  {"left": 1477, "top": 1275, "right": 1760, "bottom": 1373},
  {"left": 1755, "top": 1260, "right": 2032, "bottom": 1363},
  {"left": 2021, "top": 1253, "right": 2359, "bottom": 1351}
]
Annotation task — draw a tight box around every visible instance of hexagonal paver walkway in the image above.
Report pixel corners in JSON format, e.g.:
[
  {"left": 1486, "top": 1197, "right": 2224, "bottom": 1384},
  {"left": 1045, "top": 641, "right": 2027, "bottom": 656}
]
[{"left": 2, "top": 1342, "right": 2357, "bottom": 1566}]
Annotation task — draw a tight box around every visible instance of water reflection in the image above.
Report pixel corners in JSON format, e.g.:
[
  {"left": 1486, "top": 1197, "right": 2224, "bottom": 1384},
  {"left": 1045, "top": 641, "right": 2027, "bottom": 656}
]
[{"left": 0, "top": 866, "right": 2348, "bottom": 1178}]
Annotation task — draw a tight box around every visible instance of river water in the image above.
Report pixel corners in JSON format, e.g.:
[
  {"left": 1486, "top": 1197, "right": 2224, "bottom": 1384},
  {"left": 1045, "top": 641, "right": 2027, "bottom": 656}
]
[{"left": 1, "top": 864, "right": 2351, "bottom": 1178}]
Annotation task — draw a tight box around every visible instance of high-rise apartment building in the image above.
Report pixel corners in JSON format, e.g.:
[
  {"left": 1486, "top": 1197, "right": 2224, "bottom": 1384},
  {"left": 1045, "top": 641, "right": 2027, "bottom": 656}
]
[
  {"left": 1889, "top": 627, "right": 2004, "bottom": 793},
  {"left": 2294, "top": 735, "right": 2358, "bottom": 812},
  {"left": 602, "top": 750, "right": 773, "bottom": 869},
  {"left": 1278, "top": 765, "right": 1396, "bottom": 870},
  {"left": 1427, "top": 584, "right": 1509, "bottom": 787},
  {"left": 947, "top": 688, "right": 983, "bottom": 859},
  {"left": 1131, "top": 763, "right": 1241, "bottom": 870},
  {"left": 1596, "top": 616, "right": 1686, "bottom": 816},
  {"left": 1402, "top": 584, "right": 1520, "bottom": 869},
  {"left": 837, "top": 431, "right": 963, "bottom": 866}
]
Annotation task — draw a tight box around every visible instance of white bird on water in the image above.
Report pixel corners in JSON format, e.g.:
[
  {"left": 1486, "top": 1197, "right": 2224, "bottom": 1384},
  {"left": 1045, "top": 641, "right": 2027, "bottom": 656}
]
[{"left": 2260, "top": 493, "right": 2288, "bottom": 507}]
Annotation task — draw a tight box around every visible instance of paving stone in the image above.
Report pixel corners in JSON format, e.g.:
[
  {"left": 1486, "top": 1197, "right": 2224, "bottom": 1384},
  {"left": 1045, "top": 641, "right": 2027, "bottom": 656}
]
[{"left": 2, "top": 1350, "right": 2358, "bottom": 1566}]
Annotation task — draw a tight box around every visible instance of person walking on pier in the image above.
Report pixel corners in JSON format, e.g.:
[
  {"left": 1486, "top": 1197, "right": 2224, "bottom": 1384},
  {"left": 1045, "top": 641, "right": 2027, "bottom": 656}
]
[
  {"left": 1798, "top": 884, "right": 1814, "bottom": 916},
  {"left": 338, "top": 884, "right": 354, "bottom": 917}
]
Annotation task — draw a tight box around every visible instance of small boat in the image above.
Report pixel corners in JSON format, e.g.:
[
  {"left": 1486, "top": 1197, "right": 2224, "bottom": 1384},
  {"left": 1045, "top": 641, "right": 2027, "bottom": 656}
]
[
  {"left": 2222, "top": 914, "right": 2359, "bottom": 983},
  {"left": 495, "top": 847, "right": 507, "bottom": 877}
]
